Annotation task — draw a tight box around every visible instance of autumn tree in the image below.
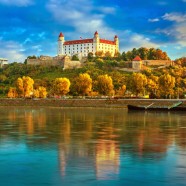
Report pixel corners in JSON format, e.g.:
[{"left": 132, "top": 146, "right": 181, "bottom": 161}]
[
  {"left": 16, "top": 76, "right": 34, "bottom": 97},
  {"left": 146, "top": 75, "right": 159, "bottom": 98},
  {"left": 104, "top": 51, "right": 112, "bottom": 60},
  {"left": 97, "top": 74, "right": 114, "bottom": 95},
  {"left": 16, "top": 77, "right": 24, "bottom": 97},
  {"left": 95, "top": 51, "right": 104, "bottom": 57},
  {"left": 128, "top": 73, "right": 147, "bottom": 96},
  {"left": 159, "top": 74, "right": 175, "bottom": 98},
  {"left": 116, "top": 85, "right": 126, "bottom": 96},
  {"left": 74, "top": 73, "right": 92, "bottom": 96},
  {"left": 33, "top": 86, "right": 47, "bottom": 98},
  {"left": 53, "top": 78, "right": 70, "bottom": 96},
  {"left": 7, "top": 87, "right": 18, "bottom": 98}
]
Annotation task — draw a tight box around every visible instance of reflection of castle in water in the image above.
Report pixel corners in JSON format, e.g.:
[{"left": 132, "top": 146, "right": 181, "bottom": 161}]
[{"left": 1, "top": 108, "right": 186, "bottom": 180}]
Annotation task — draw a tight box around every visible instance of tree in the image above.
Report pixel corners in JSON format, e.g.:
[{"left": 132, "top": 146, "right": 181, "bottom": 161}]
[
  {"left": 87, "top": 52, "right": 94, "bottom": 61},
  {"left": 74, "top": 73, "right": 92, "bottom": 96},
  {"left": 53, "top": 78, "right": 70, "bottom": 96},
  {"left": 148, "top": 48, "right": 157, "bottom": 60},
  {"left": 7, "top": 87, "right": 18, "bottom": 98},
  {"left": 128, "top": 73, "right": 147, "bottom": 96},
  {"left": 146, "top": 75, "right": 159, "bottom": 97},
  {"left": 138, "top": 47, "right": 148, "bottom": 60},
  {"left": 104, "top": 51, "right": 112, "bottom": 59},
  {"left": 159, "top": 74, "right": 175, "bottom": 98},
  {"left": 71, "top": 54, "right": 79, "bottom": 61},
  {"left": 16, "top": 76, "right": 34, "bottom": 97},
  {"left": 126, "top": 51, "right": 133, "bottom": 61},
  {"left": 121, "top": 52, "right": 127, "bottom": 61},
  {"left": 34, "top": 86, "right": 47, "bottom": 98},
  {"left": 95, "top": 51, "right": 104, "bottom": 57},
  {"left": 16, "top": 77, "right": 24, "bottom": 97},
  {"left": 116, "top": 85, "right": 126, "bottom": 96},
  {"left": 97, "top": 74, "right": 114, "bottom": 95}
]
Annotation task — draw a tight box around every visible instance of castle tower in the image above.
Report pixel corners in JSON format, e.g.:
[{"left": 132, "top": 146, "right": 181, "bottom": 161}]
[
  {"left": 58, "top": 32, "right": 64, "bottom": 56},
  {"left": 114, "top": 35, "right": 119, "bottom": 54},
  {"left": 132, "top": 56, "right": 142, "bottom": 70},
  {"left": 93, "top": 31, "right": 99, "bottom": 52}
]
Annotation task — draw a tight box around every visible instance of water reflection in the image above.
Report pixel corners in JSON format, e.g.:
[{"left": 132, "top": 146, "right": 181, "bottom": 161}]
[{"left": 0, "top": 107, "right": 186, "bottom": 185}]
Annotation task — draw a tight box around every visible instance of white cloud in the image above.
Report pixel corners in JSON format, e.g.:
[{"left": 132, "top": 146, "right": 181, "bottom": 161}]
[
  {"left": 46, "top": 0, "right": 116, "bottom": 39},
  {"left": 162, "top": 13, "right": 186, "bottom": 22},
  {"left": 148, "top": 18, "right": 160, "bottom": 22},
  {"left": 0, "top": 0, "right": 33, "bottom": 6},
  {"left": 183, "top": 0, "right": 186, "bottom": 2},
  {"left": 119, "top": 31, "right": 159, "bottom": 52},
  {"left": 175, "top": 23, "right": 186, "bottom": 46},
  {"left": 0, "top": 40, "right": 26, "bottom": 62}
]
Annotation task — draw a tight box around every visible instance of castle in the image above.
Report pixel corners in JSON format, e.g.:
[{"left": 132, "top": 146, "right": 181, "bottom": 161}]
[{"left": 58, "top": 31, "right": 119, "bottom": 58}]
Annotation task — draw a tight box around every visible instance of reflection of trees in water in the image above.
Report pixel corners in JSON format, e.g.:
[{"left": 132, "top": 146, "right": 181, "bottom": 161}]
[
  {"left": 1, "top": 107, "right": 186, "bottom": 158},
  {"left": 1, "top": 107, "right": 186, "bottom": 179}
]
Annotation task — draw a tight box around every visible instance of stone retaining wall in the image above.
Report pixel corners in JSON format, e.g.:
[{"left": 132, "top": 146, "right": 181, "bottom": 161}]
[{"left": 0, "top": 99, "right": 186, "bottom": 108}]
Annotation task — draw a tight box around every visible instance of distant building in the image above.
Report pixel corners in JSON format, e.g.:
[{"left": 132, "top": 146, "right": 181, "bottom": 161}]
[
  {"left": 27, "top": 55, "right": 82, "bottom": 69},
  {"left": 0, "top": 58, "right": 8, "bottom": 68},
  {"left": 132, "top": 56, "right": 142, "bottom": 70},
  {"left": 58, "top": 31, "right": 119, "bottom": 58}
]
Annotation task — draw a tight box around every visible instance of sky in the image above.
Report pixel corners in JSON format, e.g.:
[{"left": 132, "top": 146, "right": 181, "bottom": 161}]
[{"left": 0, "top": 0, "right": 185, "bottom": 62}]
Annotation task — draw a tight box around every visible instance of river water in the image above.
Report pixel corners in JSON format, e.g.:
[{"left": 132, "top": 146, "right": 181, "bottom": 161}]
[{"left": 0, "top": 107, "right": 186, "bottom": 186}]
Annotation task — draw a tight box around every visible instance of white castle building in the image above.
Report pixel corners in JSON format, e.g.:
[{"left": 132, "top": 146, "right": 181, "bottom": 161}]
[{"left": 58, "top": 31, "right": 119, "bottom": 58}]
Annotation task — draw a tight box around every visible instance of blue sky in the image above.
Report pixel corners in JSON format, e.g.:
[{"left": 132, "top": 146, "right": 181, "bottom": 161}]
[{"left": 0, "top": 0, "right": 185, "bottom": 62}]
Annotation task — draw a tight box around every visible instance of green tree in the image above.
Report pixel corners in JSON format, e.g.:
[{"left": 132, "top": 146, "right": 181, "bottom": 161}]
[
  {"left": 87, "top": 52, "right": 94, "bottom": 61},
  {"left": 71, "top": 54, "right": 79, "bottom": 61}
]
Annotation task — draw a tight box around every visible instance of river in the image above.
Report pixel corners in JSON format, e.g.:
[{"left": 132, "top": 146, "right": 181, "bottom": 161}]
[{"left": 0, "top": 107, "right": 186, "bottom": 186}]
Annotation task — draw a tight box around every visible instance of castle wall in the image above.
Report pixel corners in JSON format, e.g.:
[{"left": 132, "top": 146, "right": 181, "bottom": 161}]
[{"left": 143, "top": 60, "right": 172, "bottom": 66}]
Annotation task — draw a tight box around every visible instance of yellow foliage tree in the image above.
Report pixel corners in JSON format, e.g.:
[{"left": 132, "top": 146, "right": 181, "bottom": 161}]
[
  {"left": 97, "top": 74, "right": 114, "bottom": 95},
  {"left": 16, "top": 77, "right": 24, "bottom": 97},
  {"left": 53, "top": 78, "right": 70, "bottom": 96},
  {"left": 33, "top": 89, "right": 40, "bottom": 98},
  {"left": 7, "top": 87, "right": 18, "bottom": 98},
  {"left": 33, "top": 86, "right": 47, "bottom": 98},
  {"left": 16, "top": 76, "right": 34, "bottom": 97},
  {"left": 129, "top": 73, "right": 147, "bottom": 96},
  {"left": 75, "top": 73, "right": 92, "bottom": 96},
  {"left": 159, "top": 74, "right": 175, "bottom": 98},
  {"left": 38, "top": 86, "right": 47, "bottom": 98},
  {"left": 116, "top": 85, "right": 126, "bottom": 96}
]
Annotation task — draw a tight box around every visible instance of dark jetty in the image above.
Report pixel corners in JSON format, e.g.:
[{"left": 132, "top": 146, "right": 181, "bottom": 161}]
[{"left": 127, "top": 101, "right": 186, "bottom": 111}]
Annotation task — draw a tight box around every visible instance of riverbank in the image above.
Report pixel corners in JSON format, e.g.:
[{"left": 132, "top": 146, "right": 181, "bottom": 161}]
[{"left": 0, "top": 98, "right": 186, "bottom": 108}]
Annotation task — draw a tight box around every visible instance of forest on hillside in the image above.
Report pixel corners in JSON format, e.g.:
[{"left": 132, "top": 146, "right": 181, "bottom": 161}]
[{"left": 1, "top": 54, "right": 186, "bottom": 99}]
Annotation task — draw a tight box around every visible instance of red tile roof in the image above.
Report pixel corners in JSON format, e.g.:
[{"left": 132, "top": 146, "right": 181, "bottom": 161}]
[
  {"left": 133, "top": 56, "right": 142, "bottom": 61},
  {"left": 94, "top": 31, "right": 98, "bottom": 35},
  {"left": 63, "top": 38, "right": 116, "bottom": 45},
  {"left": 100, "top": 39, "right": 115, "bottom": 45},
  {"left": 59, "top": 32, "right": 64, "bottom": 37},
  {"left": 64, "top": 39, "right": 93, "bottom": 45}
]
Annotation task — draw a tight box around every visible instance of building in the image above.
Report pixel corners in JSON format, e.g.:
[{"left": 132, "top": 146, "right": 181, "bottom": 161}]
[
  {"left": 0, "top": 58, "right": 8, "bottom": 68},
  {"left": 132, "top": 56, "right": 142, "bottom": 70},
  {"left": 58, "top": 31, "right": 119, "bottom": 58},
  {"left": 27, "top": 55, "right": 82, "bottom": 69}
]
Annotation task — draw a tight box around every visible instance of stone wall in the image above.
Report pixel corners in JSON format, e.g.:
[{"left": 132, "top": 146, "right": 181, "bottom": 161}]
[
  {"left": 0, "top": 98, "right": 185, "bottom": 108},
  {"left": 143, "top": 60, "right": 172, "bottom": 66}
]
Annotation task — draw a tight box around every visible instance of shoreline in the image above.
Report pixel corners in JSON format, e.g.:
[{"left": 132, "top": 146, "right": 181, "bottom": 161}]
[{"left": 0, "top": 98, "right": 186, "bottom": 108}]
